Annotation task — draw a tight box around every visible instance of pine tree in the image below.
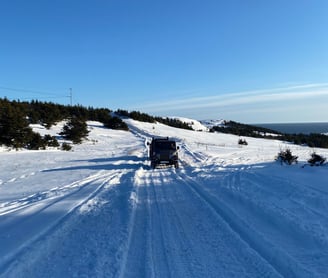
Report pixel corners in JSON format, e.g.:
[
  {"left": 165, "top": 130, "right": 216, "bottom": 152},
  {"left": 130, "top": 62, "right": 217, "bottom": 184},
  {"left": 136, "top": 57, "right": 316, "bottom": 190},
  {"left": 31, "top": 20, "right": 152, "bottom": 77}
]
[
  {"left": 60, "top": 117, "right": 89, "bottom": 144},
  {"left": 0, "top": 99, "right": 34, "bottom": 148}
]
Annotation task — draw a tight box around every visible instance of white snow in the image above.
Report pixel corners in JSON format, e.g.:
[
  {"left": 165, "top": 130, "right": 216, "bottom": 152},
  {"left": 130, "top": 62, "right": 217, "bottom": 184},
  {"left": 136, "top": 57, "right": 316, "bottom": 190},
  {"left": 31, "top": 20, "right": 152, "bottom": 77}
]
[
  {"left": 201, "top": 119, "right": 226, "bottom": 129},
  {"left": 1, "top": 119, "right": 328, "bottom": 277},
  {"left": 172, "top": 117, "right": 209, "bottom": 131}
]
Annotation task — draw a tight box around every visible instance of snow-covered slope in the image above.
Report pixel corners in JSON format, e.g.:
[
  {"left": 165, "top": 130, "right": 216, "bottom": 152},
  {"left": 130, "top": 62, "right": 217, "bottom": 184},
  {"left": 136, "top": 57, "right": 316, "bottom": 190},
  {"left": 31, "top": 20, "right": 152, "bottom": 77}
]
[
  {"left": 200, "top": 118, "right": 226, "bottom": 129},
  {"left": 1, "top": 119, "right": 328, "bottom": 277},
  {"left": 172, "top": 116, "right": 209, "bottom": 131}
]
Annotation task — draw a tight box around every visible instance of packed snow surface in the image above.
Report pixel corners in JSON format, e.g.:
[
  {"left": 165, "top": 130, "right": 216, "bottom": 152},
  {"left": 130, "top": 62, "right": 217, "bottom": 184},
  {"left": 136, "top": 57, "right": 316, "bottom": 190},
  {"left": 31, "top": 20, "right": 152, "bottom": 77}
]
[{"left": 1, "top": 119, "right": 328, "bottom": 277}]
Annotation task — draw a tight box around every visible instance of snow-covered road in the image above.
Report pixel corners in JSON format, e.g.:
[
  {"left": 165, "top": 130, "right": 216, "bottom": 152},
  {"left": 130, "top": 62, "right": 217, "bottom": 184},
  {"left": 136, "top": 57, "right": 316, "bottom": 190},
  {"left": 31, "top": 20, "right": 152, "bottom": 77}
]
[{"left": 1, "top": 120, "right": 328, "bottom": 277}]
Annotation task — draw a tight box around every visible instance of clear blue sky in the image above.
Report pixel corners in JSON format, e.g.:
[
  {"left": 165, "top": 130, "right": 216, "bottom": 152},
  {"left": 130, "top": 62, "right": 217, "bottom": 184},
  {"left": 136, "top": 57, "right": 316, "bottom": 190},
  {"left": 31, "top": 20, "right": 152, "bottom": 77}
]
[{"left": 1, "top": 0, "right": 328, "bottom": 123}]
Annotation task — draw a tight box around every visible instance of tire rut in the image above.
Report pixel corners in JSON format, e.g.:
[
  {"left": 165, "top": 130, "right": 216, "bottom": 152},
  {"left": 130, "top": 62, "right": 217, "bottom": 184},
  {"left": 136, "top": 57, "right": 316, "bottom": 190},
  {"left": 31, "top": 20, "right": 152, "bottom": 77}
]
[
  {"left": 176, "top": 170, "right": 296, "bottom": 278},
  {"left": 1, "top": 170, "right": 133, "bottom": 277}
]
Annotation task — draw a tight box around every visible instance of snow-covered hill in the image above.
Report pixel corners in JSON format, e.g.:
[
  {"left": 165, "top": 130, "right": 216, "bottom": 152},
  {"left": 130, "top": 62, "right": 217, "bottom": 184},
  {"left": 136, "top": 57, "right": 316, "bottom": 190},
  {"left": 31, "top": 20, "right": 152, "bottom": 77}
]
[
  {"left": 172, "top": 117, "right": 209, "bottom": 131},
  {"left": 200, "top": 118, "right": 226, "bottom": 129},
  {"left": 1, "top": 119, "right": 328, "bottom": 277}
]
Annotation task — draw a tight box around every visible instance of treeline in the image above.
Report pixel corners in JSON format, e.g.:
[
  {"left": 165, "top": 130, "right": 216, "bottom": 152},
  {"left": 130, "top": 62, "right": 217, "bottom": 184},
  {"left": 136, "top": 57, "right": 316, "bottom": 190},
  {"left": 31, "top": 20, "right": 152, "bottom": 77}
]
[
  {"left": 0, "top": 98, "right": 128, "bottom": 150},
  {"left": 210, "top": 121, "right": 278, "bottom": 138},
  {"left": 211, "top": 120, "right": 328, "bottom": 148},
  {"left": 116, "top": 109, "right": 193, "bottom": 130},
  {"left": 278, "top": 133, "right": 328, "bottom": 149}
]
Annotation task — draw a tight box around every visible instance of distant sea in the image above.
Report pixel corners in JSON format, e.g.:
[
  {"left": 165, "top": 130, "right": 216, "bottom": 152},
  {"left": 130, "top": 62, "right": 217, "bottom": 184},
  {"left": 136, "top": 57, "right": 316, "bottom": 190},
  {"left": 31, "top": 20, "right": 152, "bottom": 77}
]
[{"left": 253, "top": 122, "right": 328, "bottom": 135}]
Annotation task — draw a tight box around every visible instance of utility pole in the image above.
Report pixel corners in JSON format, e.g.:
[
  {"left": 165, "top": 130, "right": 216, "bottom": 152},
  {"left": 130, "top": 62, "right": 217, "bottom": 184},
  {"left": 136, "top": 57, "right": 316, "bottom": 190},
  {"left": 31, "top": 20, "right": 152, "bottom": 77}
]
[{"left": 69, "top": 88, "right": 72, "bottom": 106}]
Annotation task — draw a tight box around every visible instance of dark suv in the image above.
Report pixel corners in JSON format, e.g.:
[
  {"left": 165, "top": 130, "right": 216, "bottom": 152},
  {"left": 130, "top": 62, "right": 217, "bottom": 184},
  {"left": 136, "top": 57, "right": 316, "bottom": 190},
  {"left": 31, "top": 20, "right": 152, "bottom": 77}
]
[{"left": 147, "top": 137, "right": 179, "bottom": 169}]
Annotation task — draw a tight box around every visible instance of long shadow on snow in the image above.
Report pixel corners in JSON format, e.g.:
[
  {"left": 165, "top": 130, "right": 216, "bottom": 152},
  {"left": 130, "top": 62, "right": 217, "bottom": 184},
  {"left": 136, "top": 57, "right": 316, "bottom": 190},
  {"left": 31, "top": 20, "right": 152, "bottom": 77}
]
[
  {"left": 43, "top": 155, "right": 149, "bottom": 173},
  {"left": 71, "top": 155, "right": 145, "bottom": 164}
]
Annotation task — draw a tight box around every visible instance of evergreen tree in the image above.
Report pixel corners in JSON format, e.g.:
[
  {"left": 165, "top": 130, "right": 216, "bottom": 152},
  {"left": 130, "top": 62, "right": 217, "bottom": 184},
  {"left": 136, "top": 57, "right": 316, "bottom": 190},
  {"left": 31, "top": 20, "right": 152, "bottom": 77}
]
[
  {"left": 103, "top": 116, "right": 128, "bottom": 130},
  {"left": 0, "top": 99, "right": 34, "bottom": 148},
  {"left": 60, "top": 117, "right": 89, "bottom": 144},
  {"left": 276, "top": 148, "right": 298, "bottom": 165}
]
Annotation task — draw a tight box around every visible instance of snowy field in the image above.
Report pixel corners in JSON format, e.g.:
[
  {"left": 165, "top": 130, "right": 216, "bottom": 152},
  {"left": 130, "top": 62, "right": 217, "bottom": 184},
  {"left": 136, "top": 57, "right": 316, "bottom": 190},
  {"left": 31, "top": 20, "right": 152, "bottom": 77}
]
[{"left": 1, "top": 119, "right": 328, "bottom": 277}]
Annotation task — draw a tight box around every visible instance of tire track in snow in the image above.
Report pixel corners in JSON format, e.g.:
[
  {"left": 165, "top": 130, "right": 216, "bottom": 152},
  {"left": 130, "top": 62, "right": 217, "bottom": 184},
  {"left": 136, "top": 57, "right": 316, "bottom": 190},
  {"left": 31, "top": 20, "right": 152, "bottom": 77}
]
[
  {"left": 0, "top": 170, "right": 113, "bottom": 216},
  {"left": 241, "top": 170, "right": 328, "bottom": 226},
  {"left": 152, "top": 170, "right": 204, "bottom": 277},
  {"left": 234, "top": 170, "right": 328, "bottom": 275},
  {"left": 180, "top": 144, "right": 328, "bottom": 277},
  {"left": 229, "top": 169, "right": 328, "bottom": 248},
  {"left": 145, "top": 176, "right": 156, "bottom": 278},
  {"left": 175, "top": 172, "right": 280, "bottom": 277},
  {"left": 138, "top": 143, "right": 280, "bottom": 277},
  {"left": 118, "top": 167, "right": 172, "bottom": 278},
  {"left": 146, "top": 169, "right": 278, "bottom": 277},
  {"left": 117, "top": 167, "right": 144, "bottom": 278},
  {"left": 177, "top": 168, "right": 319, "bottom": 278},
  {"left": 128, "top": 168, "right": 203, "bottom": 277},
  {"left": 0, "top": 169, "right": 126, "bottom": 276},
  {"left": 148, "top": 171, "right": 172, "bottom": 278},
  {"left": 179, "top": 144, "right": 208, "bottom": 167}
]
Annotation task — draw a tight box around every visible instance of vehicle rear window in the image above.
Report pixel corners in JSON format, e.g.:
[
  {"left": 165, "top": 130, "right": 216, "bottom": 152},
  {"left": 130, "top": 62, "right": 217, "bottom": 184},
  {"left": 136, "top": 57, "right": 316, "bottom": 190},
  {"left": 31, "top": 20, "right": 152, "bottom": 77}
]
[{"left": 154, "top": 141, "right": 176, "bottom": 150}]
